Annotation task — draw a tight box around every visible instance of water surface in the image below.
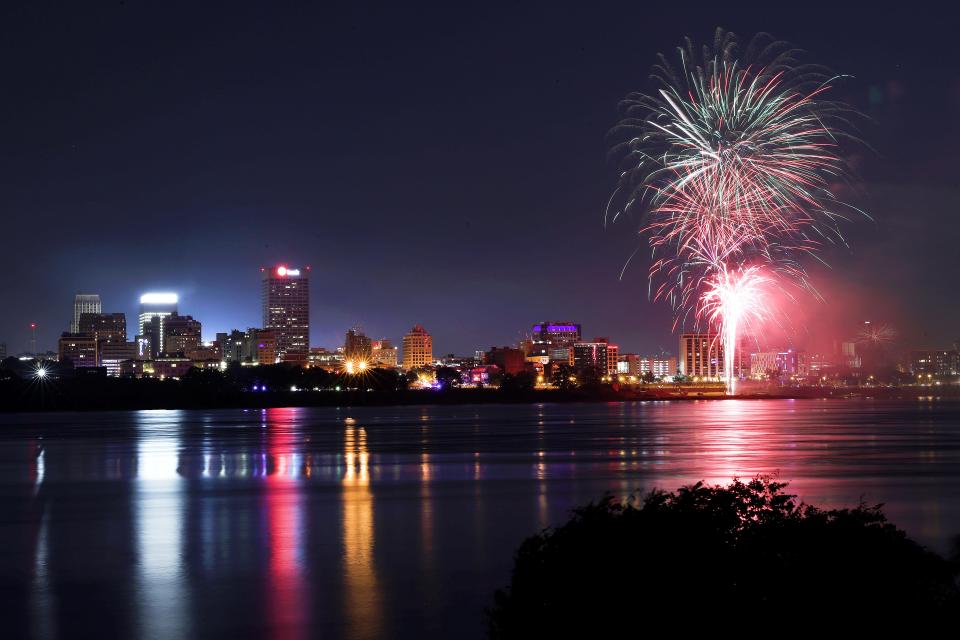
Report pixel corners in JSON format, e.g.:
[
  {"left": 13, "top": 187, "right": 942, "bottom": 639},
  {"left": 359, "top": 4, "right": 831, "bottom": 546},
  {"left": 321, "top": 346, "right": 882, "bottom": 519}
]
[{"left": 1, "top": 399, "right": 959, "bottom": 638}]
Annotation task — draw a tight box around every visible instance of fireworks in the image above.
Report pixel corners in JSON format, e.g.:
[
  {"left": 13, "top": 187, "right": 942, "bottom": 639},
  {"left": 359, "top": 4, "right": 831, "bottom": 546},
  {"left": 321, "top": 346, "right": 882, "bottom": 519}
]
[
  {"left": 856, "top": 322, "right": 896, "bottom": 346},
  {"left": 698, "top": 265, "right": 775, "bottom": 393},
  {"left": 608, "top": 29, "right": 864, "bottom": 392}
]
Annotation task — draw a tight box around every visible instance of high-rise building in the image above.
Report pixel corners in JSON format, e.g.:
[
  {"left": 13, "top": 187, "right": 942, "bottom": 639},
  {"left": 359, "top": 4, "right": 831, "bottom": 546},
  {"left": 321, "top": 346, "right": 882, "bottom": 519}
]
[
  {"left": 529, "top": 322, "right": 581, "bottom": 361},
  {"left": 344, "top": 328, "right": 373, "bottom": 361},
  {"left": 371, "top": 339, "right": 398, "bottom": 367},
  {"left": 163, "top": 314, "right": 202, "bottom": 355},
  {"left": 262, "top": 265, "right": 310, "bottom": 365},
  {"left": 78, "top": 312, "right": 127, "bottom": 345},
  {"left": 402, "top": 325, "right": 433, "bottom": 369},
  {"left": 910, "top": 350, "right": 960, "bottom": 378},
  {"left": 679, "top": 333, "right": 723, "bottom": 378},
  {"left": 573, "top": 341, "right": 610, "bottom": 374},
  {"left": 71, "top": 294, "right": 101, "bottom": 333},
  {"left": 58, "top": 333, "right": 98, "bottom": 367},
  {"left": 139, "top": 293, "right": 178, "bottom": 355}
]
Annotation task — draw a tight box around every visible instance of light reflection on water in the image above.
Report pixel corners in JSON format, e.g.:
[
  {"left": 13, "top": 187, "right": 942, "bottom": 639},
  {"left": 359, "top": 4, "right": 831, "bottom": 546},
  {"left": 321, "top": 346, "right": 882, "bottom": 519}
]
[{"left": 2, "top": 399, "right": 960, "bottom": 638}]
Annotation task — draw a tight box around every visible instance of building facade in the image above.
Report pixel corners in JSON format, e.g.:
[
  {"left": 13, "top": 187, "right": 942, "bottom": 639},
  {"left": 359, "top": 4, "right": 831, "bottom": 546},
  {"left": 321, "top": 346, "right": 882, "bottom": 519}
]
[
  {"left": 371, "top": 339, "right": 398, "bottom": 367},
  {"left": 163, "top": 314, "right": 202, "bottom": 355},
  {"left": 262, "top": 265, "right": 310, "bottom": 365},
  {"left": 528, "top": 322, "right": 581, "bottom": 361},
  {"left": 573, "top": 341, "right": 610, "bottom": 375},
  {"left": 71, "top": 294, "right": 101, "bottom": 333},
  {"left": 138, "top": 293, "right": 178, "bottom": 355},
  {"left": 344, "top": 328, "right": 373, "bottom": 361},
  {"left": 402, "top": 325, "right": 433, "bottom": 369},
  {"left": 58, "top": 333, "right": 98, "bottom": 367},
  {"left": 679, "top": 333, "right": 723, "bottom": 378}
]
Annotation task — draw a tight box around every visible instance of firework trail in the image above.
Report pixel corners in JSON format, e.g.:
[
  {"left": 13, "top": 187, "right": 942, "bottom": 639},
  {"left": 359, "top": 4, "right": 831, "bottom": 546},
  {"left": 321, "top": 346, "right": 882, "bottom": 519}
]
[
  {"left": 607, "top": 29, "right": 864, "bottom": 392},
  {"left": 698, "top": 265, "right": 775, "bottom": 393}
]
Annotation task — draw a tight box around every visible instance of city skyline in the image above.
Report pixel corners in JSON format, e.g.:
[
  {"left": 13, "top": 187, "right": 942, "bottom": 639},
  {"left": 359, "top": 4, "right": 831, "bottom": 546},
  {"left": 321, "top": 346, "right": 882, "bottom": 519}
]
[{"left": 1, "top": 4, "right": 959, "bottom": 358}]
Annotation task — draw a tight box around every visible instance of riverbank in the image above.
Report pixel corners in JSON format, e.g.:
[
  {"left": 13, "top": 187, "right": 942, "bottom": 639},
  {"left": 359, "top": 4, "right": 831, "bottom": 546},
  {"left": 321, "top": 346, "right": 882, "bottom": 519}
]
[{"left": 2, "top": 374, "right": 957, "bottom": 412}]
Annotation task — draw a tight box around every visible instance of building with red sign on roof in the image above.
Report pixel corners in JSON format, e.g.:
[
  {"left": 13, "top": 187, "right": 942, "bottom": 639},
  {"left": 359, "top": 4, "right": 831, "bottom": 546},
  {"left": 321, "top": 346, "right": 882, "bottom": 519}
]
[{"left": 261, "top": 265, "right": 310, "bottom": 366}]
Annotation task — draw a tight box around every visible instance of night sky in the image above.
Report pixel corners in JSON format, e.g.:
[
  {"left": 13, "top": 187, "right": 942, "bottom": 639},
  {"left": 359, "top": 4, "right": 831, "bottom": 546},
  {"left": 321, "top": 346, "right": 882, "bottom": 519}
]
[{"left": 2, "top": 2, "right": 958, "bottom": 356}]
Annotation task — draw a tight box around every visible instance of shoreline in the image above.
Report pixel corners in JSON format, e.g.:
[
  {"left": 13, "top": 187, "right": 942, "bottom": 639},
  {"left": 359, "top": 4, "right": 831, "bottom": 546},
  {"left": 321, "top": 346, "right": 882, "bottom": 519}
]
[{"left": 2, "top": 385, "right": 956, "bottom": 414}]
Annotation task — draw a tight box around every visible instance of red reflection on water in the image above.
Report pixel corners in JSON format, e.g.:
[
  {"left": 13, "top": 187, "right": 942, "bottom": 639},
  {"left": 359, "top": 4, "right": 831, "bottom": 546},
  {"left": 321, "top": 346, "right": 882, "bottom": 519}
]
[{"left": 265, "top": 407, "right": 306, "bottom": 640}]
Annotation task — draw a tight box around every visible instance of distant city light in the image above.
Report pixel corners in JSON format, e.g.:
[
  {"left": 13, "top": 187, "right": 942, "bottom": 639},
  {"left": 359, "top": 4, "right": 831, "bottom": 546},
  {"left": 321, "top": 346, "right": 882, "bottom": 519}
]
[
  {"left": 33, "top": 365, "right": 48, "bottom": 380},
  {"left": 140, "top": 293, "right": 178, "bottom": 304}
]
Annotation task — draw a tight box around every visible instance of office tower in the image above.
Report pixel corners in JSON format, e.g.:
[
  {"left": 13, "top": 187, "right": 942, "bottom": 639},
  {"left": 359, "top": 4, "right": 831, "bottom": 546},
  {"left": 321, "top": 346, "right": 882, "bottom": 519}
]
[
  {"left": 679, "top": 333, "right": 723, "bottom": 378},
  {"left": 78, "top": 312, "right": 127, "bottom": 345},
  {"left": 138, "top": 293, "right": 178, "bottom": 355},
  {"left": 529, "top": 322, "right": 581, "bottom": 361},
  {"left": 402, "top": 325, "right": 433, "bottom": 369},
  {"left": 261, "top": 265, "right": 310, "bottom": 365},
  {"left": 573, "top": 340, "right": 610, "bottom": 374},
  {"left": 71, "top": 294, "right": 101, "bottom": 333},
  {"left": 344, "top": 328, "right": 373, "bottom": 361},
  {"left": 371, "top": 339, "right": 398, "bottom": 367},
  {"left": 162, "top": 314, "right": 202, "bottom": 355},
  {"left": 58, "top": 333, "right": 98, "bottom": 367}
]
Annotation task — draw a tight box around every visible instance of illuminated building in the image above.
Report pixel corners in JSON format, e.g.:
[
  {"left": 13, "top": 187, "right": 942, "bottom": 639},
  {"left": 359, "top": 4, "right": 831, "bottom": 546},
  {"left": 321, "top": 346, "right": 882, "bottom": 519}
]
[
  {"left": 485, "top": 346, "right": 526, "bottom": 375},
  {"left": 605, "top": 342, "right": 619, "bottom": 376},
  {"left": 573, "top": 340, "right": 610, "bottom": 374},
  {"left": 371, "top": 339, "right": 398, "bottom": 367},
  {"left": 138, "top": 293, "right": 178, "bottom": 355},
  {"left": 217, "top": 330, "right": 246, "bottom": 361},
  {"left": 631, "top": 355, "right": 676, "bottom": 378},
  {"left": 78, "top": 312, "right": 126, "bottom": 345},
  {"left": 71, "top": 294, "right": 101, "bottom": 333},
  {"left": 750, "top": 352, "right": 779, "bottom": 378},
  {"left": 100, "top": 341, "right": 138, "bottom": 377},
  {"left": 618, "top": 354, "right": 641, "bottom": 375},
  {"left": 344, "top": 328, "right": 373, "bottom": 361},
  {"left": 679, "top": 333, "right": 723, "bottom": 378},
  {"left": 162, "top": 314, "right": 202, "bottom": 355},
  {"left": 402, "top": 325, "right": 432, "bottom": 369},
  {"left": 152, "top": 356, "right": 192, "bottom": 379},
  {"left": 262, "top": 265, "right": 310, "bottom": 365},
  {"left": 245, "top": 328, "right": 276, "bottom": 364},
  {"left": 528, "top": 322, "right": 581, "bottom": 361},
  {"left": 308, "top": 347, "right": 344, "bottom": 370},
  {"left": 910, "top": 350, "right": 960, "bottom": 377},
  {"left": 58, "top": 333, "right": 98, "bottom": 367}
]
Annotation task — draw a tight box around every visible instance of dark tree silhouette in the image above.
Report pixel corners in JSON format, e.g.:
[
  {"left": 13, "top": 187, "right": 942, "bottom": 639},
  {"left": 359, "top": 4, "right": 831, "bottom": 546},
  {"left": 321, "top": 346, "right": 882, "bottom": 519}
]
[{"left": 488, "top": 477, "right": 960, "bottom": 637}]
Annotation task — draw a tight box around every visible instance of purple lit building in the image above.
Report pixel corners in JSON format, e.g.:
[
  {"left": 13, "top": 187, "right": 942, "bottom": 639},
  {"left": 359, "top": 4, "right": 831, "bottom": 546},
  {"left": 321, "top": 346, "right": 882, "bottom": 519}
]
[{"left": 529, "top": 321, "right": 581, "bottom": 361}]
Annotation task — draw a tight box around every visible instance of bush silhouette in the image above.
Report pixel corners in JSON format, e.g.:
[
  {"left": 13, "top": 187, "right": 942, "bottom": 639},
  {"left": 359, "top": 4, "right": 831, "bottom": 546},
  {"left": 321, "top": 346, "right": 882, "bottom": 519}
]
[{"left": 488, "top": 477, "right": 960, "bottom": 636}]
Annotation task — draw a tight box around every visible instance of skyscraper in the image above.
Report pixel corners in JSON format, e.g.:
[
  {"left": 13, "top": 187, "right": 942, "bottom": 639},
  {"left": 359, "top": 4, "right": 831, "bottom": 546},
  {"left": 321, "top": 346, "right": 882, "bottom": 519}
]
[
  {"left": 71, "top": 294, "right": 101, "bottom": 333},
  {"left": 402, "top": 325, "right": 432, "bottom": 369},
  {"left": 138, "top": 293, "right": 178, "bottom": 356},
  {"left": 262, "top": 265, "right": 310, "bottom": 365}
]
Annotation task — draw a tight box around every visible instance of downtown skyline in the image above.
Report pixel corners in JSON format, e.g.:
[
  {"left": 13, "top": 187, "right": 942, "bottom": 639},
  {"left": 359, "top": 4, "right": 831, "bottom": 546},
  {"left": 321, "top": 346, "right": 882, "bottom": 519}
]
[{"left": 2, "top": 3, "right": 959, "bottom": 356}]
